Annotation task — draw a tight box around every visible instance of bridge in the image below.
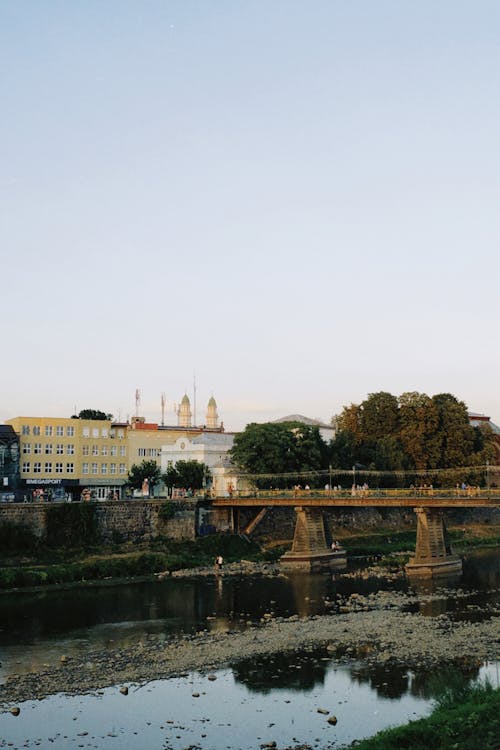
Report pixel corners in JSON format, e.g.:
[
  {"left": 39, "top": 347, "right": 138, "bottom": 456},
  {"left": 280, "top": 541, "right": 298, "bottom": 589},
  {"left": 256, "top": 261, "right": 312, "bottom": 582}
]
[{"left": 211, "top": 489, "right": 500, "bottom": 577}]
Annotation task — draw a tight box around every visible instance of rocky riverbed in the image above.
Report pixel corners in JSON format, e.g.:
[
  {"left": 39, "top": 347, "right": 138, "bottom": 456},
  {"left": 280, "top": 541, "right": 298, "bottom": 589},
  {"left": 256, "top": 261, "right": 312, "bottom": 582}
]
[{"left": 0, "top": 578, "right": 498, "bottom": 707}]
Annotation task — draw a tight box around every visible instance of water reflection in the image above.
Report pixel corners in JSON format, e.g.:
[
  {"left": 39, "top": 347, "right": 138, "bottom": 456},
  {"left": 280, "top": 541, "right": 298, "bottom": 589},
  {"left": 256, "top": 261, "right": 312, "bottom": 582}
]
[
  {"left": 233, "top": 649, "right": 328, "bottom": 693},
  {"left": 0, "top": 549, "right": 498, "bottom": 678}
]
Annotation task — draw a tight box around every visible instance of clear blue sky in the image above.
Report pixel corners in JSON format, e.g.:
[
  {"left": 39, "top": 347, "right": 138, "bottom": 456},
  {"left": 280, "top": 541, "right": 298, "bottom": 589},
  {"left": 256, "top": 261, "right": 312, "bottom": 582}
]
[{"left": 1, "top": 1, "right": 499, "bottom": 430}]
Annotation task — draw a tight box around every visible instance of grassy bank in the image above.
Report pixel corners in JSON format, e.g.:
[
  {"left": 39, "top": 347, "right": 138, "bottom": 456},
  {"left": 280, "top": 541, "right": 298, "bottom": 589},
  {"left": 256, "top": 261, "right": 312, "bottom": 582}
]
[
  {"left": 0, "top": 523, "right": 498, "bottom": 591},
  {"left": 0, "top": 535, "right": 267, "bottom": 591},
  {"left": 343, "top": 681, "right": 499, "bottom": 750},
  {"left": 335, "top": 524, "right": 500, "bottom": 559}
]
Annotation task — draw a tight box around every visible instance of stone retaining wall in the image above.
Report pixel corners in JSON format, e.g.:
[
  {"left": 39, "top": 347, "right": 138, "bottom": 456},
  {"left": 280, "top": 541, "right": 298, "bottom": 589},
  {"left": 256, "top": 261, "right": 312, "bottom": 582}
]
[{"left": 0, "top": 500, "right": 196, "bottom": 543}]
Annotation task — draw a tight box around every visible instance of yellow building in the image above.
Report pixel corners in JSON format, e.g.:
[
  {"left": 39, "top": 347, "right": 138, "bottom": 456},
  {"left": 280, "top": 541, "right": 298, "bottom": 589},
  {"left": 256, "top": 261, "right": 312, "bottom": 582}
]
[{"left": 6, "top": 416, "right": 128, "bottom": 501}]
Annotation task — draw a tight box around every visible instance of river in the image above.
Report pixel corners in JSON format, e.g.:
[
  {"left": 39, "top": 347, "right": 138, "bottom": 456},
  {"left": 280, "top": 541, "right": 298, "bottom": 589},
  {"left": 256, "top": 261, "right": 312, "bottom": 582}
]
[{"left": 0, "top": 548, "right": 498, "bottom": 750}]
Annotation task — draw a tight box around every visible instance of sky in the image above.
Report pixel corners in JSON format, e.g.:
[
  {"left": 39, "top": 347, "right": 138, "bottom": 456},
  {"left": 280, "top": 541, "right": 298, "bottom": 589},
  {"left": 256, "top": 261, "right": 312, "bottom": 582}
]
[{"left": 1, "top": 1, "right": 499, "bottom": 431}]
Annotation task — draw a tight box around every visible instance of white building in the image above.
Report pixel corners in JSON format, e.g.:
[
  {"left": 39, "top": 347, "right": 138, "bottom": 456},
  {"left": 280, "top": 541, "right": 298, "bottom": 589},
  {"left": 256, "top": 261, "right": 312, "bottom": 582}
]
[
  {"left": 161, "top": 432, "right": 235, "bottom": 471},
  {"left": 273, "top": 414, "right": 335, "bottom": 443}
]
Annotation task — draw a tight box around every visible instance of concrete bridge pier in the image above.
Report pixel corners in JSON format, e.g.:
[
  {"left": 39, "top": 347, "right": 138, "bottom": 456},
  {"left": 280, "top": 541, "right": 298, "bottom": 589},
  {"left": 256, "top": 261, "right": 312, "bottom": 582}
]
[
  {"left": 280, "top": 507, "right": 347, "bottom": 572},
  {"left": 405, "top": 507, "right": 462, "bottom": 577}
]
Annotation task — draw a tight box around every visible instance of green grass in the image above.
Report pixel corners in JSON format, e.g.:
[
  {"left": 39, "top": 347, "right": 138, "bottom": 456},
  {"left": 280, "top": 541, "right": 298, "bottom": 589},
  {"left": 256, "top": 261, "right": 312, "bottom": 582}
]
[
  {"left": 342, "top": 681, "right": 499, "bottom": 750},
  {"left": 0, "top": 534, "right": 266, "bottom": 590}
]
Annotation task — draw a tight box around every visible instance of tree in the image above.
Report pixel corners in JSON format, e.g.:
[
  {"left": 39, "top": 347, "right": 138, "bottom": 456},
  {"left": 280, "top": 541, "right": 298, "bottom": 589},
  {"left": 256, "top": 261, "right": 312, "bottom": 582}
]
[
  {"left": 72, "top": 409, "right": 113, "bottom": 420},
  {"left": 230, "top": 421, "right": 328, "bottom": 487},
  {"left": 398, "top": 392, "right": 440, "bottom": 469},
  {"left": 127, "top": 460, "right": 162, "bottom": 495},
  {"left": 431, "top": 393, "right": 474, "bottom": 468},
  {"left": 360, "top": 392, "right": 400, "bottom": 441},
  {"left": 174, "top": 460, "right": 211, "bottom": 490}
]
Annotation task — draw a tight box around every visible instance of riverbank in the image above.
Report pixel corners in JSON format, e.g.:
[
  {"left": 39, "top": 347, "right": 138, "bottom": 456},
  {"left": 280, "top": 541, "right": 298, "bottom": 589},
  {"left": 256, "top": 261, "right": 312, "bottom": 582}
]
[
  {"left": 1, "top": 524, "right": 498, "bottom": 593},
  {"left": 343, "top": 682, "right": 500, "bottom": 750},
  {"left": 0, "top": 582, "right": 498, "bottom": 707}
]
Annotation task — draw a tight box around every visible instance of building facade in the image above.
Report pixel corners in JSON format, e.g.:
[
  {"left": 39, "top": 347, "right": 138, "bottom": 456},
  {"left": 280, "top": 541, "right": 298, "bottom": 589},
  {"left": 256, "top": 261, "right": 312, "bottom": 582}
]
[
  {"left": 6, "top": 416, "right": 128, "bottom": 501},
  {"left": 5, "top": 396, "right": 227, "bottom": 500},
  {"left": 0, "top": 425, "right": 20, "bottom": 498}
]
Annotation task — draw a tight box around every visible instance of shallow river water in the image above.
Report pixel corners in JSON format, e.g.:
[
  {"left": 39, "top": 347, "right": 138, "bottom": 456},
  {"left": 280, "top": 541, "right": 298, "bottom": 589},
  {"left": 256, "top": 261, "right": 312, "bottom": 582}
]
[{"left": 0, "top": 549, "right": 498, "bottom": 749}]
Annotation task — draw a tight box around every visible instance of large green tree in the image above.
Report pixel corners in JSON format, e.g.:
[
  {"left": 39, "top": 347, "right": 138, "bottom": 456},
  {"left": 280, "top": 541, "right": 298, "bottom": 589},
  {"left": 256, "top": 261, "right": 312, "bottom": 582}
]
[
  {"left": 331, "top": 390, "right": 495, "bottom": 480},
  {"left": 162, "top": 460, "right": 211, "bottom": 491},
  {"left": 230, "top": 421, "right": 328, "bottom": 487}
]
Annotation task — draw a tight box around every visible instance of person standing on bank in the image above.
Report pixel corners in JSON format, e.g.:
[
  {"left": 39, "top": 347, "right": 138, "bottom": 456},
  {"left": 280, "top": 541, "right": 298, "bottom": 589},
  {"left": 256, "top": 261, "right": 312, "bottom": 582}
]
[{"left": 215, "top": 554, "right": 224, "bottom": 571}]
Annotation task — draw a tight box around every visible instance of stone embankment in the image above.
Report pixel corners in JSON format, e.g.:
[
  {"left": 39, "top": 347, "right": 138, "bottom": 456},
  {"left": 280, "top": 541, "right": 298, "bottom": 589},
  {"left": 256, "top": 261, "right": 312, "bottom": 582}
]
[{"left": 0, "top": 576, "right": 498, "bottom": 706}]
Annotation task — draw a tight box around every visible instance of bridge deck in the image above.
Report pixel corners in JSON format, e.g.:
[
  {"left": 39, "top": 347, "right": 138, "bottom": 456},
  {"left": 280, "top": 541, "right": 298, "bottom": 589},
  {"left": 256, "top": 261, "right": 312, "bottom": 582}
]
[{"left": 212, "top": 493, "right": 500, "bottom": 508}]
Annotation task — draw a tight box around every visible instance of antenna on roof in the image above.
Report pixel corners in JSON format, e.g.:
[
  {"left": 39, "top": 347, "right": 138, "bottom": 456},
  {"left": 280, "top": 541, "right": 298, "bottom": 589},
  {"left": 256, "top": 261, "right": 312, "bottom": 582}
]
[
  {"left": 193, "top": 373, "right": 197, "bottom": 427},
  {"left": 135, "top": 388, "right": 141, "bottom": 418},
  {"left": 161, "top": 392, "right": 166, "bottom": 426}
]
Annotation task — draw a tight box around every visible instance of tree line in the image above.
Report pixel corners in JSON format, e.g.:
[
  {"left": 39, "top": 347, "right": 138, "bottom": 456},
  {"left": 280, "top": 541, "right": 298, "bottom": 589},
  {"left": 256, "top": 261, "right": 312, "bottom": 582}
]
[
  {"left": 127, "top": 459, "right": 211, "bottom": 496},
  {"left": 230, "top": 392, "right": 496, "bottom": 488}
]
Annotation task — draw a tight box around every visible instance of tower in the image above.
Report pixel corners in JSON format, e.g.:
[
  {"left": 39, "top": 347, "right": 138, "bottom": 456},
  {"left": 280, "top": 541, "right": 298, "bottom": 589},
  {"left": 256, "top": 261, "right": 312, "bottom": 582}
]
[
  {"left": 177, "top": 394, "right": 192, "bottom": 427},
  {"left": 206, "top": 396, "right": 219, "bottom": 429}
]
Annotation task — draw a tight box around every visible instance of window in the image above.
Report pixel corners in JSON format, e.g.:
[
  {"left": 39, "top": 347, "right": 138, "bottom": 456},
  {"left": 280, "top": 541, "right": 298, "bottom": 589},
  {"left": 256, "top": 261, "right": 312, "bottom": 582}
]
[
  {"left": 34, "top": 443, "right": 41, "bottom": 454},
  {"left": 33, "top": 425, "right": 41, "bottom": 435},
  {"left": 91, "top": 463, "right": 98, "bottom": 475},
  {"left": 82, "top": 427, "right": 90, "bottom": 438},
  {"left": 66, "top": 444, "right": 75, "bottom": 455},
  {"left": 82, "top": 462, "right": 89, "bottom": 475},
  {"left": 101, "top": 463, "right": 107, "bottom": 474},
  {"left": 82, "top": 445, "right": 90, "bottom": 456},
  {"left": 110, "top": 463, "right": 116, "bottom": 474},
  {"left": 44, "top": 462, "right": 52, "bottom": 473},
  {"left": 55, "top": 462, "right": 63, "bottom": 474},
  {"left": 56, "top": 425, "right": 64, "bottom": 436},
  {"left": 45, "top": 425, "right": 53, "bottom": 437},
  {"left": 66, "top": 426, "right": 74, "bottom": 437},
  {"left": 101, "top": 446, "right": 108, "bottom": 456},
  {"left": 33, "top": 462, "right": 41, "bottom": 473},
  {"left": 92, "top": 445, "right": 99, "bottom": 456},
  {"left": 120, "top": 446, "right": 126, "bottom": 457},
  {"left": 92, "top": 428, "right": 99, "bottom": 438},
  {"left": 117, "top": 429, "right": 124, "bottom": 439},
  {"left": 56, "top": 444, "right": 64, "bottom": 455},
  {"left": 138, "top": 448, "right": 146, "bottom": 457},
  {"left": 22, "top": 461, "right": 30, "bottom": 472},
  {"left": 45, "top": 444, "right": 53, "bottom": 455},
  {"left": 119, "top": 463, "right": 126, "bottom": 474},
  {"left": 23, "top": 444, "right": 31, "bottom": 454},
  {"left": 101, "top": 428, "right": 108, "bottom": 438},
  {"left": 66, "top": 463, "right": 74, "bottom": 474},
  {"left": 22, "top": 425, "right": 30, "bottom": 436},
  {"left": 110, "top": 446, "right": 117, "bottom": 457}
]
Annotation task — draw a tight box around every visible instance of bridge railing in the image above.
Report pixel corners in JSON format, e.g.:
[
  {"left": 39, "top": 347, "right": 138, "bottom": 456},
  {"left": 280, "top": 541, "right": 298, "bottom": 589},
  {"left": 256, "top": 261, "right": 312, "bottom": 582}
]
[{"left": 217, "top": 486, "right": 493, "bottom": 501}]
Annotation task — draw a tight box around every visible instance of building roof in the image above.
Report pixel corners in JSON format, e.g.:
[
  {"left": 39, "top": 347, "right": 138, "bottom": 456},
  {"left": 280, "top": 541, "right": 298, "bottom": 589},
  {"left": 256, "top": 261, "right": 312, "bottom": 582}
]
[
  {"left": 0, "top": 425, "right": 18, "bottom": 442},
  {"left": 273, "top": 414, "right": 333, "bottom": 430}
]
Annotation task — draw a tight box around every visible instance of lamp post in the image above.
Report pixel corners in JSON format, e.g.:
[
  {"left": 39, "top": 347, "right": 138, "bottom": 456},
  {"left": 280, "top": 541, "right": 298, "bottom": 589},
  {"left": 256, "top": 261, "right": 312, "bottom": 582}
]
[{"left": 486, "top": 460, "right": 490, "bottom": 497}]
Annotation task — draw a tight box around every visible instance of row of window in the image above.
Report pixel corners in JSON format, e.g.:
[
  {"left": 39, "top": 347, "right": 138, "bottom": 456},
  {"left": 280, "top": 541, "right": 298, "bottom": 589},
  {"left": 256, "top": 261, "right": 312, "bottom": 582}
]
[
  {"left": 21, "top": 444, "right": 127, "bottom": 457},
  {"left": 23, "top": 443, "right": 75, "bottom": 455},
  {"left": 137, "top": 448, "right": 160, "bottom": 457},
  {"left": 82, "top": 463, "right": 127, "bottom": 475},
  {"left": 81, "top": 428, "right": 125, "bottom": 439},
  {"left": 21, "top": 462, "right": 127, "bottom": 475},
  {"left": 22, "top": 462, "right": 74, "bottom": 474},
  {"left": 22, "top": 425, "right": 75, "bottom": 437},
  {"left": 82, "top": 445, "right": 126, "bottom": 457},
  {"left": 21, "top": 425, "right": 126, "bottom": 439}
]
